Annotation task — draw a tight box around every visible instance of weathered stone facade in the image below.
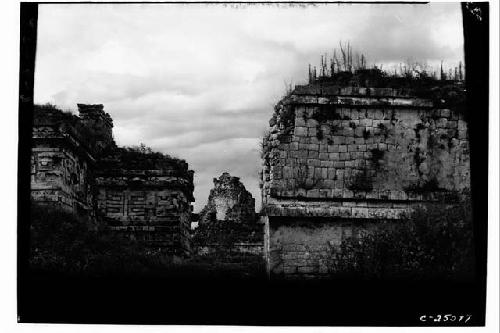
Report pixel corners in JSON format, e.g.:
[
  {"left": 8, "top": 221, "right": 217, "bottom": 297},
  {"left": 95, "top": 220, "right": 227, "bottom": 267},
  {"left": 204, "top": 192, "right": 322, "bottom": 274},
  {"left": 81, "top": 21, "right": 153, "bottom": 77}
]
[
  {"left": 194, "top": 172, "right": 263, "bottom": 261},
  {"left": 199, "top": 172, "right": 256, "bottom": 224},
  {"left": 31, "top": 106, "right": 96, "bottom": 216},
  {"left": 31, "top": 104, "right": 195, "bottom": 256},
  {"left": 261, "top": 82, "right": 470, "bottom": 278},
  {"left": 77, "top": 104, "right": 115, "bottom": 153},
  {"left": 95, "top": 150, "right": 195, "bottom": 255}
]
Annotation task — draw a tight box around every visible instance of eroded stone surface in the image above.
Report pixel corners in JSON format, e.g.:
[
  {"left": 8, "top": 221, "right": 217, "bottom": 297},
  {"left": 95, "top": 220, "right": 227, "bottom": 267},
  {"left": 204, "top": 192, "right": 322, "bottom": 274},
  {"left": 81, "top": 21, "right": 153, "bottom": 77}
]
[
  {"left": 199, "top": 172, "right": 256, "bottom": 224},
  {"left": 31, "top": 105, "right": 97, "bottom": 216},
  {"left": 195, "top": 173, "right": 263, "bottom": 260},
  {"left": 95, "top": 151, "right": 195, "bottom": 256}
]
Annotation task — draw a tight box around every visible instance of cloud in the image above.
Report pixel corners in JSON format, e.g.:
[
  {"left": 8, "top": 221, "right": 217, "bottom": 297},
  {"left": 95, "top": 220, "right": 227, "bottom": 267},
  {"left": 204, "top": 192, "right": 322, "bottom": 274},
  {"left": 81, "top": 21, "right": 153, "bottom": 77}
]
[{"left": 34, "top": 3, "right": 464, "bottom": 211}]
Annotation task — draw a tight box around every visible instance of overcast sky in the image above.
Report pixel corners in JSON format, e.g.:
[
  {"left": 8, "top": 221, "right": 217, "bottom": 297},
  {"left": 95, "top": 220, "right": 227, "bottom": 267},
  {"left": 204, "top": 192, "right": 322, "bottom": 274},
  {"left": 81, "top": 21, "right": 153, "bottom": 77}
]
[{"left": 34, "top": 3, "right": 464, "bottom": 212}]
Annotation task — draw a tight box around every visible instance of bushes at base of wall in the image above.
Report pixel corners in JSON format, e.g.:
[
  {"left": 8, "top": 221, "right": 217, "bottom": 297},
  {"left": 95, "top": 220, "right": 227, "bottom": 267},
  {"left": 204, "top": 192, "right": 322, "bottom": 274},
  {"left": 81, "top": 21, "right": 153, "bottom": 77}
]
[
  {"left": 29, "top": 203, "right": 266, "bottom": 279},
  {"left": 329, "top": 198, "right": 474, "bottom": 281}
]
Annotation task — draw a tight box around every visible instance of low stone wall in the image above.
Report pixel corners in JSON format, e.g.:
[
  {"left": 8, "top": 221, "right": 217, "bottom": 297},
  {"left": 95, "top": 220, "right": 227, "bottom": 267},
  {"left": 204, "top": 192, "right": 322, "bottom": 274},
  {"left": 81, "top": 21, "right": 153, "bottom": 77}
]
[
  {"left": 197, "top": 242, "right": 263, "bottom": 256},
  {"left": 192, "top": 220, "right": 265, "bottom": 268},
  {"left": 264, "top": 216, "right": 379, "bottom": 278}
]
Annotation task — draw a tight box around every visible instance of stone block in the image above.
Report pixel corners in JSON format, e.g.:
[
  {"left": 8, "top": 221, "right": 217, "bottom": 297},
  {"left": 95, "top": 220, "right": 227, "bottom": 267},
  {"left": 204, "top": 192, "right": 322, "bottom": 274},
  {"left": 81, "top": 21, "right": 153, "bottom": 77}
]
[
  {"left": 310, "top": 136, "right": 320, "bottom": 144},
  {"left": 333, "top": 161, "right": 345, "bottom": 168},
  {"left": 320, "top": 160, "right": 334, "bottom": 168},
  {"left": 360, "top": 118, "right": 373, "bottom": 127},
  {"left": 298, "top": 150, "right": 309, "bottom": 158},
  {"left": 294, "top": 126, "right": 307, "bottom": 136},
  {"left": 446, "top": 120, "right": 458, "bottom": 129},
  {"left": 345, "top": 137, "right": 356, "bottom": 145},
  {"left": 350, "top": 109, "right": 359, "bottom": 119},
  {"left": 343, "top": 128, "right": 354, "bottom": 137},
  {"left": 458, "top": 119, "right": 467, "bottom": 131},
  {"left": 307, "top": 189, "right": 319, "bottom": 198},
  {"left": 329, "top": 152, "right": 340, "bottom": 160},
  {"left": 319, "top": 152, "right": 329, "bottom": 160},
  {"left": 373, "top": 109, "right": 384, "bottom": 120},
  {"left": 333, "top": 136, "right": 346, "bottom": 145},
  {"left": 328, "top": 145, "right": 339, "bottom": 153},
  {"left": 306, "top": 118, "right": 319, "bottom": 128},
  {"left": 355, "top": 138, "right": 365, "bottom": 145},
  {"left": 440, "top": 109, "right": 451, "bottom": 118},
  {"left": 309, "top": 143, "right": 320, "bottom": 151},
  {"left": 306, "top": 158, "right": 320, "bottom": 167},
  {"left": 436, "top": 118, "right": 448, "bottom": 128},
  {"left": 322, "top": 179, "right": 335, "bottom": 188},
  {"left": 308, "top": 150, "right": 319, "bottom": 158}
]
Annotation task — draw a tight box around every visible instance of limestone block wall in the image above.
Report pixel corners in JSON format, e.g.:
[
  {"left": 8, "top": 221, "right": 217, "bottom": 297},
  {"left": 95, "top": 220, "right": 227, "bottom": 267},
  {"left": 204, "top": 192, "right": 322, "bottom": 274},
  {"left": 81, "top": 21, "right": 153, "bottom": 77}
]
[
  {"left": 95, "top": 170, "right": 194, "bottom": 256},
  {"left": 262, "top": 86, "right": 470, "bottom": 218},
  {"left": 264, "top": 216, "right": 378, "bottom": 278},
  {"left": 261, "top": 84, "right": 470, "bottom": 278},
  {"left": 31, "top": 123, "right": 95, "bottom": 216}
]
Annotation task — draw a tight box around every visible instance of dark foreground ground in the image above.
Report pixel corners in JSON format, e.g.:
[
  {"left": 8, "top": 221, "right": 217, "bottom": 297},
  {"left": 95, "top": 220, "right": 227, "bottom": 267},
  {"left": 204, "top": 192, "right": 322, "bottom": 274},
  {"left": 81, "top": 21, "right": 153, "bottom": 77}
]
[{"left": 18, "top": 271, "right": 485, "bottom": 326}]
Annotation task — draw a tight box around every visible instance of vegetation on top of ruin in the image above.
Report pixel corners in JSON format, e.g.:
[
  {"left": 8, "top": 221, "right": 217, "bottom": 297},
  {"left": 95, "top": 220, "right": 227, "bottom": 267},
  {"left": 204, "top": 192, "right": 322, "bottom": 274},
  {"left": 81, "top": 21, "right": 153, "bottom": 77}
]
[
  {"left": 297, "top": 42, "right": 466, "bottom": 109},
  {"left": 263, "top": 44, "right": 467, "bottom": 156},
  {"left": 33, "top": 103, "right": 104, "bottom": 153},
  {"left": 97, "top": 143, "right": 189, "bottom": 173},
  {"left": 306, "top": 41, "right": 464, "bottom": 84},
  {"left": 34, "top": 104, "right": 188, "bottom": 172}
]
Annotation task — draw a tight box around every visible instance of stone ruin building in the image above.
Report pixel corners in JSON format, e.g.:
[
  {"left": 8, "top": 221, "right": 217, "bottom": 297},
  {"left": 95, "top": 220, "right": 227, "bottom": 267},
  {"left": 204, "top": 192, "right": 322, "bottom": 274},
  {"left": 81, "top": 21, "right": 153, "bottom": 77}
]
[
  {"left": 260, "top": 75, "right": 470, "bottom": 278},
  {"left": 194, "top": 172, "right": 263, "bottom": 258},
  {"left": 31, "top": 103, "right": 195, "bottom": 256},
  {"left": 30, "top": 71, "right": 471, "bottom": 275},
  {"left": 95, "top": 149, "right": 194, "bottom": 256},
  {"left": 199, "top": 172, "right": 256, "bottom": 224},
  {"left": 31, "top": 104, "right": 109, "bottom": 217}
]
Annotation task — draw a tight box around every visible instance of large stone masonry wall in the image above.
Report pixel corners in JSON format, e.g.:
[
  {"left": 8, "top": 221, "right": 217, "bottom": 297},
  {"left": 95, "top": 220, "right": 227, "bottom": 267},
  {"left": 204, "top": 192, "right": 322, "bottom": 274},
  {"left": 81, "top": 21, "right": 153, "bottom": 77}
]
[
  {"left": 261, "top": 84, "right": 470, "bottom": 278},
  {"left": 31, "top": 108, "right": 95, "bottom": 216}
]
